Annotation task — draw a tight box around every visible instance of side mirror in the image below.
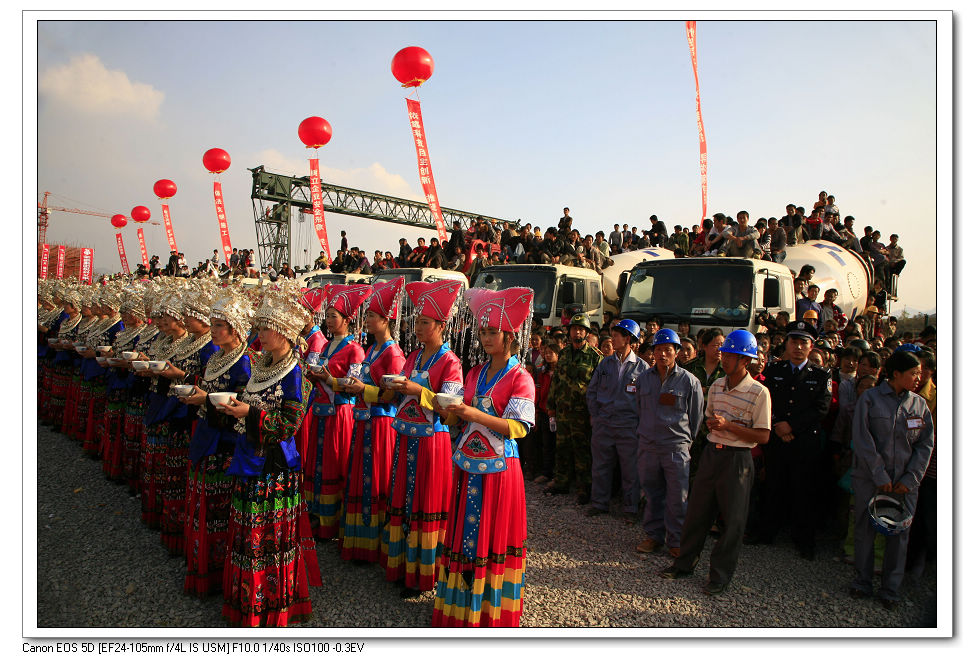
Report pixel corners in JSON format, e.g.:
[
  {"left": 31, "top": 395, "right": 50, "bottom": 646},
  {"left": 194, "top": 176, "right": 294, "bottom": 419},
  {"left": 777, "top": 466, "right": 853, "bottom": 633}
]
[{"left": 763, "top": 277, "right": 780, "bottom": 308}]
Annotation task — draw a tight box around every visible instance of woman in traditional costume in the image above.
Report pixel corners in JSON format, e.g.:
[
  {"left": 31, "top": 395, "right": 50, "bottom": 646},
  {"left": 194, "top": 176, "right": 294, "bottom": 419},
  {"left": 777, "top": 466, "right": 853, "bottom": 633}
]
[
  {"left": 293, "top": 286, "right": 329, "bottom": 469},
  {"left": 37, "top": 281, "right": 65, "bottom": 422},
  {"left": 67, "top": 291, "right": 102, "bottom": 443},
  {"left": 217, "top": 280, "right": 320, "bottom": 627},
  {"left": 340, "top": 277, "right": 407, "bottom": 563},
  {"left": 155, "top": 282, "right": 218, "bottom": 555},
  {"left": 120, "top": 286, "right": 161, "bottom": 494},
  {"left": 303, "top": 284, "right": 369, "bottom": 540},
  {"left": 48, "top": 286, "right": 84, "bottom": 433},
  {"left": 381, "top": 279, "right": 464, "bottom": 597},
  {"left": 433, "top": 287, "right": 535, "bottom": 627},
  {"left": 102, "top": 284, "right": 152, "bottom": 482},
  {"left": 82, "top": 285, "right": 124, "bottom": 457},
  {"left": 139, "top": 288, "right": 189, "bottom": 529},
  {"left": 181, "top": 285, "right": 253, "bottom": 597}
]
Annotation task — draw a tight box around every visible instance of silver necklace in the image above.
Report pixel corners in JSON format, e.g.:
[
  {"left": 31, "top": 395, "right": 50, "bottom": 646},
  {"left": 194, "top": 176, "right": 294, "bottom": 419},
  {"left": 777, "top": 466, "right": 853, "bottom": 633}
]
[
  {"left": 112, "top": 324, "right": 146, "bottom": 350},
  {"left": 175, "top": 331, "right": 212, "bottom": 360},
  {"left": 203, "top": 342, "right": 247, "bottom": 382},
  {"left": 57, "top": 314, "right": 82, "bottom": 337},
  {"left": 246, "top": 351, "right": 298, "bottom": 392}
]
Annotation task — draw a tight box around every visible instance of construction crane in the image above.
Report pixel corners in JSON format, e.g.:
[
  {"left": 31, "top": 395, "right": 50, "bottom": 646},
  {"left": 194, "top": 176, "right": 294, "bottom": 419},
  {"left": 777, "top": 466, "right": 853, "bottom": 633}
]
[{"left": 37, "top": 191, "right": 161, "bottom": 244}]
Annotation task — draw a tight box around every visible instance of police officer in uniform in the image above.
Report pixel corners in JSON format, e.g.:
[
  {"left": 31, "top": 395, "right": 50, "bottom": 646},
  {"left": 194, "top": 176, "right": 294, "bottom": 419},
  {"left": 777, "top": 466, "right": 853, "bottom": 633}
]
[
  {"left": 585, "top": 319, "right": 650, "bottom": 518},
  {"left": 753, "top": 320, "right": 832, "bottom": 559},
  {"left": 546, "top": 313, "right": 602, "bottom": 504}
]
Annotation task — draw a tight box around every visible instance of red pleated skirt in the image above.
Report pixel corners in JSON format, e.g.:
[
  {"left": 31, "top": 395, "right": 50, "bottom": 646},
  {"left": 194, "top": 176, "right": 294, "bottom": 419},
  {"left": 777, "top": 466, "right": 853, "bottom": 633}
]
[
  {"left": 340, "top": 415, "right": 396, "bottom": 563},
  {"left": 433, "top": 456, "right": 527, "bottom": 627},
  {"left": 302, "top": 406, "right": 353, "bottom": 540},
  {"left": 380, "top": 430, "right": 453, "bottom": 592},
  {"left": 184, "top": 446, "right": 235, "bottom": 598}
]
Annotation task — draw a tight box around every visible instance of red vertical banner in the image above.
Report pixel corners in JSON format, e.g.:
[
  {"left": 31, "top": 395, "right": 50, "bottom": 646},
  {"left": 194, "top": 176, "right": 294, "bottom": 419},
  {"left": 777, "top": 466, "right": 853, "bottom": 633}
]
[
  {"left": 55, "top": 245, "right": 66, "bottom": 279},
  {"left": 136, "top": 228, "right": 150, "bottom": 267},
  {"left": 39, "top": 243, "right": 50, "bottom": 279},
  {"left": 115, "top": 232, "right": 130, "bottom": 275},
  {"left": 405, "top": 98, "right": 448, "bottom": 241},
  {"left": 308, "top": 158, "right": 331, "bottom": 263},
  {"left": 161, "top": 203, "right": 178, "bottom": 252},
  {"left": 686, "top": 21, "right": 709, "bottom": 228},
  {"left": 80, "top": 247, "right": 94, "bottom": 284},
  {"left": 213, "top": 182, "right": 233, "bottom": 265}
]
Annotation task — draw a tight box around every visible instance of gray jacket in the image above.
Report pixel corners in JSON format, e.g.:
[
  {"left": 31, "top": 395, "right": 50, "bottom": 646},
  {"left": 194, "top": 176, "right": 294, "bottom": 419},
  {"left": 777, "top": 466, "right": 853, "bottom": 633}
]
[
  {"left": 586, "top": 350, "right": 650, "bottom": 430},
  {"left": 852, "top": 381, "right": 934, "bottom": 490},
  {"left": 635, "top": 363, "right": 704, "bottom": 450}
]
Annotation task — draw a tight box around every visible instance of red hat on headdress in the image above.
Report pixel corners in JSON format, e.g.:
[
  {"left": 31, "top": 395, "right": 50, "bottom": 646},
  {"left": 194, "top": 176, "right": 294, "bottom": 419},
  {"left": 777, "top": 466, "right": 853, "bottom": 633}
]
[
  {"left": 327, "top": 284, "right": 372, "bottom": 318},
  {"left": 368, "top": 276, "right": 404, "bottom": 319},
  {"left": 405, "top": 279, "right": 463, "bottom": 322},
  {"left": 465, "top": 287, "right": 534, "bottom": 332},
  {"left": 300, "top": 285, "right": 330, "bottom": 316}
]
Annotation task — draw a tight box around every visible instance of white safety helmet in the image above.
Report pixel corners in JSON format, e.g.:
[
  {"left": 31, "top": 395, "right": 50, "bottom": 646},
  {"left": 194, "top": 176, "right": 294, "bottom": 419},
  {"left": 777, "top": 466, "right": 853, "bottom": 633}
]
[{"left": 868, "top": 493, "right": 913, "bottom": 536}]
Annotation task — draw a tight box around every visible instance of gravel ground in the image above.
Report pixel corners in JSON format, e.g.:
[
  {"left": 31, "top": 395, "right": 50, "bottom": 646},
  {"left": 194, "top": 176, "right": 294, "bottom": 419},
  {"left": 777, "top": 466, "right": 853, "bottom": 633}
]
[{"left": 35, "top": 423, "right": 938, "bottom": 630}]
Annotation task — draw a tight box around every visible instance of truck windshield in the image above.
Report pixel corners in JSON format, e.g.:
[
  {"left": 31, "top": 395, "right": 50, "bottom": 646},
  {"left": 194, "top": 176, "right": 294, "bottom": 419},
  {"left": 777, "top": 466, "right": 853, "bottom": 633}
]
[
  {"left": 473, "top": 269, "right": 557, "bottom": 317},
  {"left": 374, "top": 269, "right": 422, "bottom": 284},
  {"left": 621, "top": 264, "right": 754, "bottom": 325}
]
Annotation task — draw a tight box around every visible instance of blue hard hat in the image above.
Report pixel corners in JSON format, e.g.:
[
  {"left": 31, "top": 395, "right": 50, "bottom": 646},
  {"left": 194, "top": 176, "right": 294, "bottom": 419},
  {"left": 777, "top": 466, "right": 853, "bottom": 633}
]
[
  {"left": 719, "top": 329, "right": 759, "bottom": 358},
  {"left": 894, "top": 343, "right": 922, "bottom": 353},
  {"left": 651, "top": 328, "right": 681, "bottom": 347},
  {"left": 612, "top": 318, "right": 641, "bottom": 340}
]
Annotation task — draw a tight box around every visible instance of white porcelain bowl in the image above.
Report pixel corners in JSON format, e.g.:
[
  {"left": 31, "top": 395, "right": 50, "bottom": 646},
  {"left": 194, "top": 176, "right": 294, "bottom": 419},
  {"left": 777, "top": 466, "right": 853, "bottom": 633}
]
[
  {"left": 435, "top": 393, "right": 463, "bottom": 408},
  {"left": 95, "top": 356, "right": 108, "bottom": 365},
  {"left": 335, "top": 377, "right": 352, "bottom": 387},
  {"left": 382, "top": 374, "right": 406, "bottom": 387},
  {"left": 131, "top": 361, "right": 150, "bottom": 371},
  {"left": 172, "top": 384, "right": 195, "bottom": 397},
  {"left": 307, "top": 363, "right": 324, "bottom": 373},
  {"left": 75, "top": 346, "right": 87, "bottom": 354},
  {"left": 107, "top": 358, "right": 126, "bottom": 367},
  {"left": 47, "top": 338, "right": 58, "bottom": 345},
  {"left": 122, "top": 351, "right": 139, "bottom": 360},
  {"left": 208, "top": 392, "right": 238, "bottom": 406},
  {"left": 147, "top": 361, "right": 168, "bottom": 372},
  {"left": 96, "top": 345, "right": 112, "bottom": 354}
]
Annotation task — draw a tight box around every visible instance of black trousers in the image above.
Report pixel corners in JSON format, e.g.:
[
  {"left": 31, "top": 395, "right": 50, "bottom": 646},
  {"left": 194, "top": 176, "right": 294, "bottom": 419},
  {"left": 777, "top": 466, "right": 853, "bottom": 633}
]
[
  {"left": 757, "top": 434, "right": 821, "bottom": 550},
  {"left": 906, "top": 476, "right": 937, "bottom": 573}
]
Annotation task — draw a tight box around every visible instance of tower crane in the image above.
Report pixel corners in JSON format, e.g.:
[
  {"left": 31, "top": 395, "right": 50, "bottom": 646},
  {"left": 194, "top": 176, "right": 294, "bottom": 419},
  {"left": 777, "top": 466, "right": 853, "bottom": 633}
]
[{"left": 37, "top": 191, "right": 160, "bottom": 244}]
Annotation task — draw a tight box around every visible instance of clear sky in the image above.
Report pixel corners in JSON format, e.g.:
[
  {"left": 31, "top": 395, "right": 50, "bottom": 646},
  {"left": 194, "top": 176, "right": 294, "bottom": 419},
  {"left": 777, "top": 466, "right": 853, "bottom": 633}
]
[{"left": 35, "top": 18, "right": 938, "bottom": 312}]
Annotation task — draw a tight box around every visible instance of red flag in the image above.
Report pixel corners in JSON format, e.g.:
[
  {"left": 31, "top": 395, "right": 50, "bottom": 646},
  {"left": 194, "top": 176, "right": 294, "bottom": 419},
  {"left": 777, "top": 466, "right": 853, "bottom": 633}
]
[
  {"left": 80, "top": 248, "right": 94, "bottom": 284},
  {"left": 161, "top": 203, "right": 178, "bottom": 252},
  {"left": 686, "top": 21, "right": 709, "bottom": 228},
  {"left": 405, "top": 98, "right": 448, "bottom": 241},
  {"left": 39, "top": 244, "right": 50, "bottom": 279},
  {"left": 136, "top": 228, "right": 150, "bottom": 267},
  {"left": 213, "top": 181, "right": 232, "bottom": 265},
  {"left": 116, "top": 232, "right": 130, "bottom": 275},
  {"left": 309, "top": 158, "right": 331, "bottom": 263},
  {"left": 55, "top": 245, "right": 66, "bottom": 279}
]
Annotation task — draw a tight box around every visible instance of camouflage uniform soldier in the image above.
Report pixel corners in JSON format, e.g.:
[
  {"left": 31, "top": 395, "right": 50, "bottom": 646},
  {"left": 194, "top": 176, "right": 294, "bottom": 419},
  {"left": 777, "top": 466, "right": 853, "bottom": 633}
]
[{"left": 546, "top": 313, "right": 602, "bottom": 504}]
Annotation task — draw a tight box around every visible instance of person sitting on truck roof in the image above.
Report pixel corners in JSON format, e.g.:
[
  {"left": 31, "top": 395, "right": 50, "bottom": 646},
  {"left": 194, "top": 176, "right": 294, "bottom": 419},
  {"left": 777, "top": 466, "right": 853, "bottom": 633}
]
[
  {"left": 609, "top": 224, "right": 623, "bottom": 253},
  {"left": 718, "top": 211, "right": 761, "bottom": 259},
  {"left": 668, "top": 225, "right": 690, "bottom": 255},
  {"left": 766, "top": 217, "right": 788, "bottom": 263}
]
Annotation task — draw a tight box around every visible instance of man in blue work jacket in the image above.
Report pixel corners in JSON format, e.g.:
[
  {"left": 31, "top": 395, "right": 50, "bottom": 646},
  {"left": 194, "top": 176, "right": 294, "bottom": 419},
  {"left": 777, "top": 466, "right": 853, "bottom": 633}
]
[
  {"left": 584, "top": 319, "right": 650, "bottom": 519},
  {"left": 634, "top": 329, "right": 704, "bottom": 556}
]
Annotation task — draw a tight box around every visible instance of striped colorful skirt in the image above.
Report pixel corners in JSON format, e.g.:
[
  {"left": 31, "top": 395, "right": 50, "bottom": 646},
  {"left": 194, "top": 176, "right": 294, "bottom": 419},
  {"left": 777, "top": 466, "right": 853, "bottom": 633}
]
[
  {"left": 141, "top": 419, "right": 172, "bottom": 529},
  {"left": 38, "top": 357, "right": 56, "bottom": 423},
  {"left": 160, "top": 416, "right": 194, "bottom": 555},
  {"left": 340, "top": 415, "right": 396, "bottom": 563},
  {"left": 79, "top": 378, "right": 105, "bottom": 452},
  {"left": 432, "top": 456, "right": 527, "bottom": 627},
  {"left": 380, "top": 430, "right": 453, "bottom": 592},
  {"left": 47, "top": 360, "right": 72, "bottom": 430},
  {"left": 222, "top": 469, "right": 316, "bottom": 627},
  {"left": 302, "top": 407, "right": 353, "bottom": 540},
  {"left": 101, "top": 388, "right": 128, "bottom": 480},
  {"left": 123, "top": 392, "right": 148, "bottom": 494},
  {"left": 184, "top": 443, "right": 235, "bottom": 598},
  {"left": 63, "top": 373, "right": 84, "bottom": 440}
]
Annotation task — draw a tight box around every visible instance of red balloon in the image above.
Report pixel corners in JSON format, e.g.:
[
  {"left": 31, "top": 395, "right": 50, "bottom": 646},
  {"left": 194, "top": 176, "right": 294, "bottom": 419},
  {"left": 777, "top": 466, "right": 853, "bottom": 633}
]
[
  {"left": 153, "top": 179, "right": 177, "bottom": 199},
  {"left": 111, "top": 214, "right": 127, "bottom": 229},
  {"left": 131, "top": 206, "right": 151, "bottom": 223},
  {"left": 391, "top": 46, "right": 434, "bottom": 87},
  {"left": 203, "top": 148, "right": 231, "bottom": 174},
  {"left": 298, "top": 116, "right": 333, "bottom": 149}
]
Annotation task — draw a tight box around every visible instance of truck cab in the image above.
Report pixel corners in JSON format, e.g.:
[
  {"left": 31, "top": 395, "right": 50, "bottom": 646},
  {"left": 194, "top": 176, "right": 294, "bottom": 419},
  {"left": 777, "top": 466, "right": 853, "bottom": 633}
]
[
  {"left": 620, "top": 257, "right": 796, "bottom": 336},
  {"left": 297, "top": 271, "right": 372, "bottom": 289},
  {"left": 370, "top": 267, "right": 470, "bottom": 289},
  {"left": 472, "top": 264, "right": 602, "bottom": 328}
]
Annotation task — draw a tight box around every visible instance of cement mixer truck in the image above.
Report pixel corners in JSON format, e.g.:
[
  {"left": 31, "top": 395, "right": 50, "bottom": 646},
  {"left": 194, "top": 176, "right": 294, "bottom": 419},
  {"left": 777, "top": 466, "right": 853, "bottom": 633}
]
[{"left": 617, "top": 240, "right": 872, "bottom": 336}]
